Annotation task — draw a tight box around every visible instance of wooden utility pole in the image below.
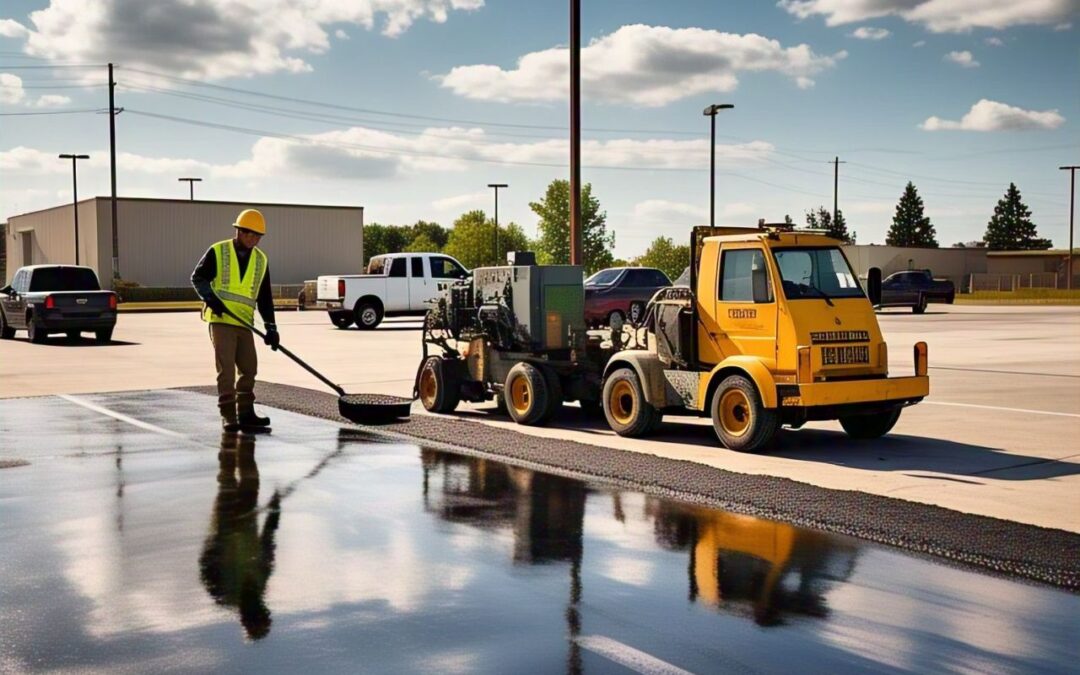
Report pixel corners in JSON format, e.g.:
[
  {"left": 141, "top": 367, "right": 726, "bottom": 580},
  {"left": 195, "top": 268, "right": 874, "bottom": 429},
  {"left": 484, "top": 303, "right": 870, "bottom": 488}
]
[
  {"left": 829, "top": 156, "right": 845, "bottom": 227},
  {"left": 108, "top": 63, "right": 119, "bottom": 281},
  {"left": 1061, "top": 165, "right": 1078, "bottom": 290},
  {"left": 569, "top": 0, "right": 582, "bottom": 266}
]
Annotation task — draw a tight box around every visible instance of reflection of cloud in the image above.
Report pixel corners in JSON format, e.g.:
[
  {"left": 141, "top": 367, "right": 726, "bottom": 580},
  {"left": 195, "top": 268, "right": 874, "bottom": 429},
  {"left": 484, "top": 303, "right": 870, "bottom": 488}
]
[{"left": 602, "top": 556, "right": 655, "bottom": 586}]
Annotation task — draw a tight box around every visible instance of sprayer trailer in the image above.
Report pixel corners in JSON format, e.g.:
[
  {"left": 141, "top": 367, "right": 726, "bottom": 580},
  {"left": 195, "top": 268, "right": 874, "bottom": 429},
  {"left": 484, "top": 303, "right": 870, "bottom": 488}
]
[{"left": 601, "top": 225, "right": 929, "bottom": 452}]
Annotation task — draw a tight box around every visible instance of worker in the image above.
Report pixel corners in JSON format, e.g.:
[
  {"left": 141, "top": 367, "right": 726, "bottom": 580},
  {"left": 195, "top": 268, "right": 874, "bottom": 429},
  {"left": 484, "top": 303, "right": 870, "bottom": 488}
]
[{"left": 191, "top": 208, "right": 281, "bottom": 432}]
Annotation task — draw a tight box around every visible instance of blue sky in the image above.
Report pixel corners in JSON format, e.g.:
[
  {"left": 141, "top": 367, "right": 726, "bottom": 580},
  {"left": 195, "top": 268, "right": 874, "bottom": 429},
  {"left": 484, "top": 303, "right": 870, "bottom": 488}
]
[{"left": 1, "top": 0, "right": 1077, "bottom": 256}]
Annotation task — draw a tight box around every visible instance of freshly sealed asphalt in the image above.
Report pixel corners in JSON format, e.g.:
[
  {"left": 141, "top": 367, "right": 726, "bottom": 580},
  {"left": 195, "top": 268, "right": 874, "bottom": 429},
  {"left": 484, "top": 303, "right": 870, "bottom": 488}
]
[{"left": 1, "top": 389, "right": 1077, "bottom": 673}]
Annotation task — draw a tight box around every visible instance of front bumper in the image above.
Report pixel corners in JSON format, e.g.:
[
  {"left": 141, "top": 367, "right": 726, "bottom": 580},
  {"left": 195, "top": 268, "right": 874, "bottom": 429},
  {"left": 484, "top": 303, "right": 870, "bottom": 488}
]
[{"left": 779, "top": 375, "right": 929, "bottom": 408}]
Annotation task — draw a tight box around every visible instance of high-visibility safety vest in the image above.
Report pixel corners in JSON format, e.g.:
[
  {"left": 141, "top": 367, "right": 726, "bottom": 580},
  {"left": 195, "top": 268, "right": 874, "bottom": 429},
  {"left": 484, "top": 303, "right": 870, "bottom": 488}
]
[{"left": 203, "top": 239, "right": 268, "bottom": 328}]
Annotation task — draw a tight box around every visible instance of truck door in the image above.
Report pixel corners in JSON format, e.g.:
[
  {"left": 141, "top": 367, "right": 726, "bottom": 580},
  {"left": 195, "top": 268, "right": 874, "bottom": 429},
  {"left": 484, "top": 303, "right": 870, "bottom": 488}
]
[
  {"left": 715, "top": 246, "right": 777, "bottom": 364},
  {"left": 385, "top": 257, "right": 409, "bottom": 311},
  {"left": 408, "top": 256, "right": 430, "bottom": 310}
]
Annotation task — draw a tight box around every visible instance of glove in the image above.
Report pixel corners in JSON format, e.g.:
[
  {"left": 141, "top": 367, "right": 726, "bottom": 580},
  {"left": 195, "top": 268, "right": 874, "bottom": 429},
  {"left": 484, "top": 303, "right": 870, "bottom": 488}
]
[
  {"left": 264, "top": 325, "right": 280, "bottom": 351},
  {"left": 205, "top": 295, "right": 227, "bottom": 317}
]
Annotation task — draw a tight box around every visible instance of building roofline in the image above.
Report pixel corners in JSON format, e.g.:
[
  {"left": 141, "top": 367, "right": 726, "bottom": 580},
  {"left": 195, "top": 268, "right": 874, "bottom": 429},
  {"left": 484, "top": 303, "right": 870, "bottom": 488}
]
[
  {"left": 6, "top": 196, "right": 364, "bottom": 221},
  {"left": 986, "top": 249, "right": 1080, "bottom": 256}
]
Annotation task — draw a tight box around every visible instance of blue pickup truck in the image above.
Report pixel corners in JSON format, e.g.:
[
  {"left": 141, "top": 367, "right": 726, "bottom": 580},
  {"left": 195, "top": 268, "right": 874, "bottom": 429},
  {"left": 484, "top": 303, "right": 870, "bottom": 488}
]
[
  {"left": 879, "top": 269, "right": 956, "bottom": 313},
  {"left": 0, "top": 265, "right": 118, "bottom": 343}
]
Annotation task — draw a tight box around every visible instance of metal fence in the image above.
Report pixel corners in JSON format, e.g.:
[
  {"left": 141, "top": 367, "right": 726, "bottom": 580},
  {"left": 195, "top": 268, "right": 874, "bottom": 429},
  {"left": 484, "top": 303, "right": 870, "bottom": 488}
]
[{"left": 969, "top": 273, "right": 1070, "bottom": 291}]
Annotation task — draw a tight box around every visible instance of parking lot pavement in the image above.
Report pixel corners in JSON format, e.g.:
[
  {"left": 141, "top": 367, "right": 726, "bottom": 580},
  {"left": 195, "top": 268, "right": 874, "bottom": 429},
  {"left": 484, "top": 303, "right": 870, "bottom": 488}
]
[{"left": 2, "top": 305, "right": 1077, "bottom": 531}]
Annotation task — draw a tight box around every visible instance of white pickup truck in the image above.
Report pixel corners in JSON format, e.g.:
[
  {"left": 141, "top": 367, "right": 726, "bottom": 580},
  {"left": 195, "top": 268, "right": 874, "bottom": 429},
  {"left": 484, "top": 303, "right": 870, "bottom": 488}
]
[{"left": 317, "top": 252, "right": 469, "bottom": 329}]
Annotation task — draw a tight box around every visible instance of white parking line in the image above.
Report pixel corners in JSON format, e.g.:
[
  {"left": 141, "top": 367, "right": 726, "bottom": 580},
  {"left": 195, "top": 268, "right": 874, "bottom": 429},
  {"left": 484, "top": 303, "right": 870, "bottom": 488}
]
[
  {"left": 58, "top": 394, "right": 190, "bottom": 438},
  {"left": 925, "top": 400, "right": 1080, "bottom": 419},
  {"left": 576, "top": 635, "right": 694, "bottom": 675}
]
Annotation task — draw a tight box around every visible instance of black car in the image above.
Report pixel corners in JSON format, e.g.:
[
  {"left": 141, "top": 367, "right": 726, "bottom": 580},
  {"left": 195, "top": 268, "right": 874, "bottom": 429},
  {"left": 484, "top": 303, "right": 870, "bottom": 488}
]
[
  {"left": 879, "top": 270, "right": 956, "bottom": 313},
  {"left": 1, "top": 265, "right": 118, "bottom": 343}
]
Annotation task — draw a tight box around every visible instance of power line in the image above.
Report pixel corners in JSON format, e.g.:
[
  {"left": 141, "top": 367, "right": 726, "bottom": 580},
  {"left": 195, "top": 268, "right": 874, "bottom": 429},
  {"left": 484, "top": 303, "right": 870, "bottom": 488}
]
[
  {"left": 0, "top": 64, "right": 108, "bottom": 69},
  {"left": 0, "top": 108, "right": 106, "bottom": 116}
]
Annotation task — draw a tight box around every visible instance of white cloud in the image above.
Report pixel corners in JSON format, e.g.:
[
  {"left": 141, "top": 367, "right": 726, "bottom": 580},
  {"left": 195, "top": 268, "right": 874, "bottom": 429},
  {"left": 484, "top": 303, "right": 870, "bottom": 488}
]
[
  {"left": 439, "top": 24, "right": 846, "bottom": 106},
  {"left": 30, "top": 94, "right": 71, "bottom": 108},
  {"left": 1054, "top": 21, "right": 1073, "bottom": 30},
  {"left": 335, "top": 28, "right": 350, "bottom": 40},
  {"left": 944, "top": 50, "right": 980, "bottom": 67},
  {"left": 432, "top": 191, "right": 488, "bottom": 210},
  {"left": 779, "top": 0, "right": 1079, "bottom": 33},
  {"left": 920, "top": 99, "right": 1065, "bottom": 131},
  {"left": 850, "top": 26, "right": 891, "bottom": 39},
  {"left": 913, "top": 40, "right": 926, "bottom": 47},
  {"left": 984, "top": 36, "right": 1005, "bottom": 46},
  {"left": 7, "top": 0, "right": 483, "bottom": 83},
  {"left": 0, "top": 73, "right": 24, "bottom": 104},
  {"left": 631, "top": 200, "right": 757, "bottom": 226},
  {"left": 0, "top": 18, "right": 28, "bottom": 37}
]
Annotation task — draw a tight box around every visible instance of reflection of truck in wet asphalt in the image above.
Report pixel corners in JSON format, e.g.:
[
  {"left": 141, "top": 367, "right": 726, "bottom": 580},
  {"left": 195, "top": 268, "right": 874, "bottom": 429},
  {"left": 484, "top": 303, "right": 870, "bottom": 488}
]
[{"left": 418, "top": 224, "right": 929, "bottom": 453}]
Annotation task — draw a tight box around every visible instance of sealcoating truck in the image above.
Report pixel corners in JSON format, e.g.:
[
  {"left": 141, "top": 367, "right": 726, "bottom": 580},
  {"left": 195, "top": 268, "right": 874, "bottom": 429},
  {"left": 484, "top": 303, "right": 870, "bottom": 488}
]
[{"left": 416, "top": 224, "right": 929, "bottom": 453}]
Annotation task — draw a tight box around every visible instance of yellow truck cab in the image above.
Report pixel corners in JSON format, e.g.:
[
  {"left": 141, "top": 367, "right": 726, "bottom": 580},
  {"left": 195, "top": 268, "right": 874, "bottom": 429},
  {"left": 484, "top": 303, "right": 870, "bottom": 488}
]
[{"left": 602, "top": 225, "right": 929, "bottom": 452}]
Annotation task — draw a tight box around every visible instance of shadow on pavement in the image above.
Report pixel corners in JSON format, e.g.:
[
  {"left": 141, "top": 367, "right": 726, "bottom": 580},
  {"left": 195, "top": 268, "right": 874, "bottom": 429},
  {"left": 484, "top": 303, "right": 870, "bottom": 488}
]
[{"left": 10, "top": 336, "right": 139, "bottom": 347}]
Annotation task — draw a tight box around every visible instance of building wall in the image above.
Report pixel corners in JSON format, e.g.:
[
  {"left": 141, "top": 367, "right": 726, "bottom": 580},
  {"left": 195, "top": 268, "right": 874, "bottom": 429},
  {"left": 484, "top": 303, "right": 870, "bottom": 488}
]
[
  {"left": 842, "top": 245, "right": 987, "bottom": 289},
  {"left": 5, "top": 201, "right": 100, "bottom": 284}
]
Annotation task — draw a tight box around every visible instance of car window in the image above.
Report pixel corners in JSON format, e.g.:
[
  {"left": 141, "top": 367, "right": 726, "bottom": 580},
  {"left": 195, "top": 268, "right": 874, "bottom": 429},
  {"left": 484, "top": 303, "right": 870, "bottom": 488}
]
[
  {"left": 586, "top": 269, "right": 623, "bottom": 286},
  {"left": 389, "top": 257, "right": 407, "bottom": 278},
  {"left": 367, "top": 257, "right": 386, "bottom": 275},
  {"left": 431, "top": 257, "right": 467, "bottom": 279},
  {"left": 12, "top": 271, "right": 24, "bottom": 293},
  {"left": 28, "top": 267, "right": 100, "bottom": 292},
  {"left": 410, "top": 257, "right": 424, "bottom": 278},
  {"left": 720, "top": 249, "right": 772, "bottom": 303},
  {"left": 623, "top": 269, "right": 651, "bottom": 287},
  {"left": 648, "top": 270, "right": 671, "bottom": 286},
  {"left": 773, "top": 248, "right": 862, "bottom": 300}
]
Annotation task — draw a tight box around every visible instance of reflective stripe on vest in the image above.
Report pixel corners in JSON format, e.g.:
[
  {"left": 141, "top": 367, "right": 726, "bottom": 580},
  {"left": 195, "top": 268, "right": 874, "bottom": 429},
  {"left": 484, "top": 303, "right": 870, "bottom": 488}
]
[{"left": 203, "top": 239, "right": 268, "bottom": 328}]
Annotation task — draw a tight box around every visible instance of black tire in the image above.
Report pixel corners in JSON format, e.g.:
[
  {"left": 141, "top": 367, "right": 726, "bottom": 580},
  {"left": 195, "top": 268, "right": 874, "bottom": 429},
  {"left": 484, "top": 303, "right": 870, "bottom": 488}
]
[
  {"left": 602, "top": 367, "right": 660, "bottom": 437},
  {"left": 710, "top": 374, "right": 779, "bottom": 453},
  {"left": 330, "top": 311, "right": 354, "bottom": 329},
  {"left": 539, "top": 366, "right": 563, "bottom": 423},
  {"left": 27, "top": 317, "right": 46, "bottom": 344},
  {"left": 839, "top": 407, "right": 902, "bottom": 439},
  {"left": 354, "top": 300, "right": 383, "bottom": 330},
  {"left": 912, "top": 295, "right": 927, "bottom": 314},
  {"left": 418, "top": 356, "right": 461, "bottom": 414},
  {"left": 607, "top": 310, "right": 625, "bottom": 327},
  {"left": 579, "top": 398, "right": 604, "bottom": 417},
  {"left": 0, "top": 310, "right": 15, "bottom": 340},
  {"left": 503, "top": 362, "right": 552, "bottom": 426},
  {"left": 65, "top": 331, "right": 80, "bottom": 341},
  {"left": 95, "top": 328, "right": 113, "bottom": 344}
]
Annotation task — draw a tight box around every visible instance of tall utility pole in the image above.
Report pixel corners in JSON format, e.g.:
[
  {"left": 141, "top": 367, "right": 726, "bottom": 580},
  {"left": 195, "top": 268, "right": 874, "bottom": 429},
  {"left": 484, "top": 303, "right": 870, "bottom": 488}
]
[
  {"left": 487, "top": 183, "right": 508, "bottom": 264},
  {"left": 59, "top": 154, "right": 90, "bottom": 265},
  {"left": 179, "top": 177, "right": 203, "bottom": 200},
  {"left": 1062, "top": 165, "right": 1078, "bottom": 290},
  {"left": 108, "top": 63, "right": 120, "bottom": 282},
  {"left": 569, "top": 0, "right": 582, "bottom": 266},
  {"left": 703, "top": 104, "right": 734, "bottom": 227},
  {"left": 829, "top": 156, "right": 846, "bottom": 227}
]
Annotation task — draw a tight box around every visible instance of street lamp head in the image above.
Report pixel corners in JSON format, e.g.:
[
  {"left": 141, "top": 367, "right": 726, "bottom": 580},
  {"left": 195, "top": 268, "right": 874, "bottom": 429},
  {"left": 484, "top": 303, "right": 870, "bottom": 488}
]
[
  {"left": 59, "top": 154, "right": 90, "bottom": 160},
  {"left": 179, "top": 177, "right": 203, "bottom": 182},
  {"left": 703, "top": 103, "right": 735, "bottom": 116},
  {"left": 487, "top": 183, "right": 508, "bottom": 188}
]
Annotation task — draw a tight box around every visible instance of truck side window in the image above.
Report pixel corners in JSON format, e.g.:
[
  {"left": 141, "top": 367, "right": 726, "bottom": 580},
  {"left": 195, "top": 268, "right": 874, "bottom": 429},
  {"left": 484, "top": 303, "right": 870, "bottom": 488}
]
[
  {"left": 410, "top": 257, "right": 424, "bottom": 278},
  {"left": 432, "top": 257, "right": 466, "bottom": 279},
  {"left": 367, "top": 257, "right": 385, "bottom": 275},
  {"left": 389, "top": 257, "right": 407, "bottom": 278},
  {"left": 720, "top": 249, "right": 772, "bottom": 303}
]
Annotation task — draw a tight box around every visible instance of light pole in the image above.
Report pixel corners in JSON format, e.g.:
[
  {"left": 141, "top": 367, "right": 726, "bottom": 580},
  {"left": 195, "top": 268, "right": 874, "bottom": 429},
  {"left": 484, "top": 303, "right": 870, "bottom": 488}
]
[
  {"left": 179, "top": 177, "right": 202, "bottom": 200},
  {"left": 488, "top": 183, "right": 508, "bottom": 263},
  {"left": 59, "top": 154, "right": 90, "bottom": 265},
  {"left": 1061, "top": 166, "right": 1078, "bottom": 290},
  {"left": 569, "top": 0, "right": 582, "bottom": 266},
  {"left": 702, "top": 104, "right": 734, "bottom": 228}
]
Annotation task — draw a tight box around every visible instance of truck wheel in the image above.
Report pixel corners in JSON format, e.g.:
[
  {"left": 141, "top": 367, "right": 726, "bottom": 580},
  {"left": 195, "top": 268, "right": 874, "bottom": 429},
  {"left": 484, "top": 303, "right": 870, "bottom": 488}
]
[
  {"left": 912, "top": 295, "right": 927, "bottom": 314},
  {"left": 0, "top": 311, "right": 14, "bottom": 339},
  {"left": 330, "top": 311, "right": 354, "bottom": 329},
  {"left": 711, "top": 375, "right": 779, "bottom": 453},
  {"left": 95, "top": 328, "right": 113, "bottom": 344},
  {"left": 354, "top": 301, "right": 383, "bottom": 330},
  {"left": 418, "top": 356, "right": 461, "bottom": 414},
  {"left": 839, "top": 407, "right": 901, "bottom": 439},
  {"left": 27, "top": 318, "right": 46, "bottom": 344},
  {"left": 540, "top": 366, "right": 563, "bottom": 423},
  {"left": 504, "top": 362, "right": 551, "bottom": 426},
  {"left": 603, "top": 368, "right": 660, "bottom": 437}
]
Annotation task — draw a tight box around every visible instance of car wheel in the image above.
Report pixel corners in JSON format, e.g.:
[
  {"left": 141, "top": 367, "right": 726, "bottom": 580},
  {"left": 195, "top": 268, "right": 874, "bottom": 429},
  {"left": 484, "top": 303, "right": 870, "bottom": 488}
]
[
  {"left": 710, "top": 374, "right": 779, "bottom": 453},
  {"left": 503, "top": 362, "right": 552, "bottom": 426},
  {"left": 330, "top": 311, "right": 354, "bottom": 329},
  {"left": 27, "top": 318, "right": 46, "bottom": 344},
  {"left": 602, "top": 367, "right": 660, "bottom": 437},
  {"left": 418, "top": 356, "right": 461, "bottom": 414},
  {"left": 628, "top": 301, "right": 646, "bottom": 326},
  {"left": 66, "top": 331, "right": 80, "bottom": 341},
  {"left": 607, "top": 310, "right": 625, "bottom": 327},
  {"left": 95, "top": 328, "right": 114, "bottom": 344},
  {"left": 0, "top": 311, "right": 14, "bottom": 340},
  {"left": 912, "top": 295, "right": 927, "bottom": 314},
  {"left": 355, "top": 301, "right": 383, "bottom": 330},
  {"left": 840, "top": 407, "right": 901, "bottom": 439}
]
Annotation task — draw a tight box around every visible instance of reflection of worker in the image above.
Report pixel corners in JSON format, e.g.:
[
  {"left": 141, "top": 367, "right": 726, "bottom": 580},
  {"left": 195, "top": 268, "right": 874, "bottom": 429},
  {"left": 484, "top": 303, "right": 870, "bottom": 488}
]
[
  {"left": 199, "top": 433, "right": 281, "bottom": 641},
  {"left": 191, "top": 209, "right": 280, "bottom": 431}
]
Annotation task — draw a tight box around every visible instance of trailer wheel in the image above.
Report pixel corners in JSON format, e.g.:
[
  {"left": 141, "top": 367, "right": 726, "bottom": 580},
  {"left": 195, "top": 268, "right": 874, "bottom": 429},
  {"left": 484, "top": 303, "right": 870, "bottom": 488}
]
[
  {"left": 839, "top": 406, "right": 901, "bottom": 439},
  {"left": 504, "top": 362, "right": 552, "bottom": 426},
  {"left": 418, "top": 356, "right": 461, "bottom": 414},
  {"left": 710, "top": 375, "right": 779, "bottom": 453},
  {"left": 603, "top": 368, "right": 660, "bottom": 437}
]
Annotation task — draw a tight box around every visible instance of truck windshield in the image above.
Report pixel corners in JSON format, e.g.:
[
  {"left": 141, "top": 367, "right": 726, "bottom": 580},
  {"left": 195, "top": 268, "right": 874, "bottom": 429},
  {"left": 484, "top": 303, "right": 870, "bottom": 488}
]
[
  {"left": 29, "top": 267, "right": 100, "bottom": 292},
  {"left": 585, "top": 269, "right": 622, "bottom": 286},
  {"left": 772, "top": 248, "right": 864, "bottom": 300}
]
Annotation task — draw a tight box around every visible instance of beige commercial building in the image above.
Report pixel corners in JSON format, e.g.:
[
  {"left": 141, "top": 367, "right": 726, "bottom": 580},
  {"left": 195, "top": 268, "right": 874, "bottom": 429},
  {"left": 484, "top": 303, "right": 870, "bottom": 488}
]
[
  {"left": 842, "top": 245, "right": 987, "bottom": 290},
  {"left": 986, "top": 250, "right": 1080, "bottom": 288},
  {"left": 4, "top": 197, "right": 363, "bottom": 289}
]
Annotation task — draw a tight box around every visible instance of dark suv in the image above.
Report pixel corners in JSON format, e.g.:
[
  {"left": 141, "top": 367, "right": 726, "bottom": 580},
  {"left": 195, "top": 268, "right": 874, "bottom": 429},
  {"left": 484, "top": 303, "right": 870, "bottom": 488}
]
[{"left": 1, "top": 266, "right": 118, "bottom": 343}]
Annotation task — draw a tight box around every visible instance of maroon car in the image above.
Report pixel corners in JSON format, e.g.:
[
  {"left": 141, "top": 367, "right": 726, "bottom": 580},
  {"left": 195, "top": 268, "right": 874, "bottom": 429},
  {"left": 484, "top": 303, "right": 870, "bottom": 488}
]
[{"left": 584, "top": 267, "right": 671, "bottom": 327}]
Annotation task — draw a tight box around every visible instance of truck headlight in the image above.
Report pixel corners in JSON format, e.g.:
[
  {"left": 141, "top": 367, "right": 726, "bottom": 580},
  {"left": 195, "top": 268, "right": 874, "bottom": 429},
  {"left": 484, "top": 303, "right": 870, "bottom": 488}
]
[{"left": 914, "top": 341, "right": 928, "bottom": 377}]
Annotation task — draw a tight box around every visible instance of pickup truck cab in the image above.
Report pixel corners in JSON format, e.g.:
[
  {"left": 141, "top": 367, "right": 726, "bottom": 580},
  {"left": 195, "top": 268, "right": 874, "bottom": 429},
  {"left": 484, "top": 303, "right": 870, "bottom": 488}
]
[
  {"left": 1, "top": 265, "right": 118, "bottom": 343},
  {"left": 879, "top": 270, "right": 956, "bottom": 313},
  {"left": 318, "top": 252, "right": 469, "bottom": 329}
]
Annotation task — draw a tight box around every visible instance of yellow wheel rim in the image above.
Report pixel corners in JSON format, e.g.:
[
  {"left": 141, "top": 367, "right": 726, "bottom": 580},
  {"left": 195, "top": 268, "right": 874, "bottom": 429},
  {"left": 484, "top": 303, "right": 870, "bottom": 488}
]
[
  {"left": 719, "top": 388, "right": 752, "bottom": 437},
  {"left": 510, "top": 375, "right": 532, "bottom": 415},
  {"left": 609, "top": 379, "right": 636, "bottom": 426},
  {"left": 419, "top": 366, "right": 438, "bottom": 408}
]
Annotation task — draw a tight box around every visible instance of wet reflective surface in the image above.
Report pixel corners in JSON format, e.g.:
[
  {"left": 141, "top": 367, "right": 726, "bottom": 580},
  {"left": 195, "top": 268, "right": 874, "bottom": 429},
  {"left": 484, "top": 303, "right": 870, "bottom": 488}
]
[{"left": 1, "top": 390, "right": 1077, "bottom": 673}]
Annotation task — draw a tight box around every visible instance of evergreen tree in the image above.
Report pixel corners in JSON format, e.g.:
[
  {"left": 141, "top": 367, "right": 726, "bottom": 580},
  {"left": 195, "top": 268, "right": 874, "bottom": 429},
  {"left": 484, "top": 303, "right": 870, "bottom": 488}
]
[
  {"left": 805, "top": 206, "right": 852, "bottom": 243},
  {"left": 983, "top": 183, "right": 1052, "bottom": 250},
  {"left": 887, "top": 182, "right": 938, "bottom": 248},
  {"left": 529, "top": 179, "right": 614, "bottom": 274}
]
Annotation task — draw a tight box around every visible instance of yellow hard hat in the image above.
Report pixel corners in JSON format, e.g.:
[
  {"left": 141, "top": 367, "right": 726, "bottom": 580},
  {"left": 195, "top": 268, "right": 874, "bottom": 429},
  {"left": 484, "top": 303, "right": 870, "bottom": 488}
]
[{"left": 233, "top": 208, "right": 266, "bottom": 235}]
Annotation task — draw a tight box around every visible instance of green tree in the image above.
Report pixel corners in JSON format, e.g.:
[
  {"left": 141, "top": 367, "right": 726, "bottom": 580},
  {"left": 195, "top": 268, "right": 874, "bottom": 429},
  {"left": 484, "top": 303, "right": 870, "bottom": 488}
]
[
  {"left": 637, "top": 236, "right": 691, "bottom": 281},
  {"left": 805, "top": 206, "right": 852, "bottom": 243},
  {"left": 404, "top": 232, "right": 439, "bottom": 253},
  {"left": 443, "top": 211, "right": 533, "bottom": 269},
  {"left": 363, "top": 223, "right": 410, "bottom": 263},
  {"left": 407, "top": 220, "right": 449, "bottom": 251},
  {"left": 886, "top": 182, "right": 938, "bottom": 248},
  {"left": 529, "top": 179, "right": 614, "bottom": 274},
  {"left": 983, "top": 183, "right": 1052, "bottom": 251}
]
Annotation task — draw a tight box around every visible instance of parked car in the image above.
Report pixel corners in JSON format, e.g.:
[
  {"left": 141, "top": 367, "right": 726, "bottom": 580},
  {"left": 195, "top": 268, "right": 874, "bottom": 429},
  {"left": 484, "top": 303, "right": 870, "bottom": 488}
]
[
  {"left": 317, "top": 252, "right": 469, "bottom": 329},
  {"left": 0, "top": 265, "right": 118, "bottom": 343},
  {"left": 584, "top": 267, "right": 671, "bottom": 327},
  {"left": 879, "top": 270, "right": 956, "bottom": 313}
]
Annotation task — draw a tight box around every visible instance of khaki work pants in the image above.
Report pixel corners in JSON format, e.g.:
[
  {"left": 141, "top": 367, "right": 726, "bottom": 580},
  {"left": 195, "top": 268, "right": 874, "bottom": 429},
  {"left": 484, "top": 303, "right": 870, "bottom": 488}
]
[{"left": 210, "top": 323, "right": 258, "bottom": 417}]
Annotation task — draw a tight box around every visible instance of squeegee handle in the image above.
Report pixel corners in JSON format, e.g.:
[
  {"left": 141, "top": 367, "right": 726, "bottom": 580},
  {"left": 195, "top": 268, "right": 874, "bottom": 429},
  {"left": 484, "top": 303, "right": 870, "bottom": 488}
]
[{"left": 217, "top": 302, "right": 346, "bottom": 397}]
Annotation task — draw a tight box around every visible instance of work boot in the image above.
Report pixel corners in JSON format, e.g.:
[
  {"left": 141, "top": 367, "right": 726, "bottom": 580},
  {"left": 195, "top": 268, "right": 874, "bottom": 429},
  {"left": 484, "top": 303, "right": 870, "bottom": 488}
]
[
  {"left": 220, "top": 404, "right": 240, "bottom": 433},
  {"left": 238, "top": 407, "right": 271, "bottom": 428}
]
